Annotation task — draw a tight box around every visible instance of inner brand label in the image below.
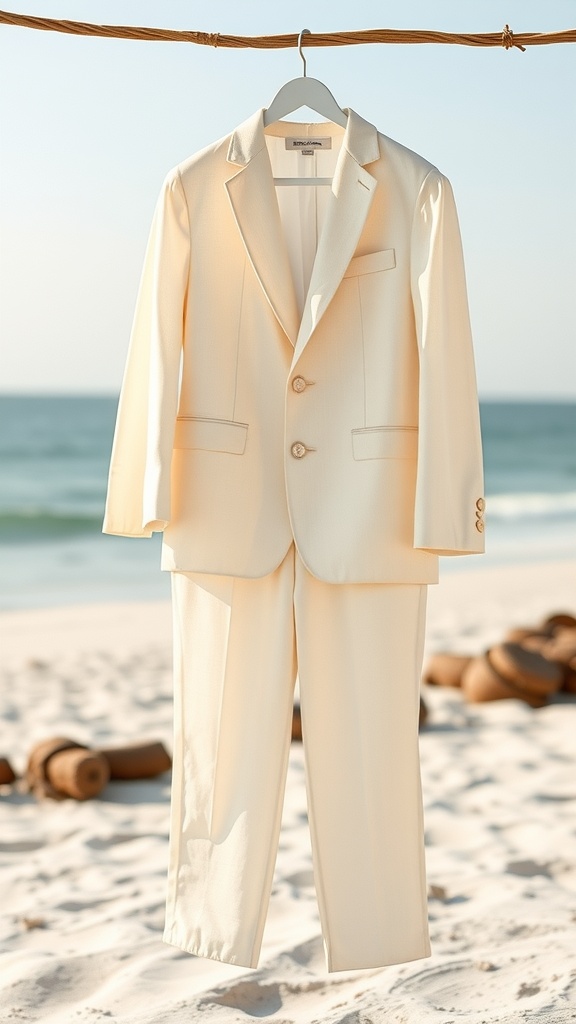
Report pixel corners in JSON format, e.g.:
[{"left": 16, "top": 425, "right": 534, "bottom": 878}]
[{"left": 285, "top": 137, "right": 332, "bottom": 152}]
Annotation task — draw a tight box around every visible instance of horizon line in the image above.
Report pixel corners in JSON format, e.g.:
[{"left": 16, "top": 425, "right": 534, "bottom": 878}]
[{"left": 1, "top": 391, "right": 575, "bottom": 404}]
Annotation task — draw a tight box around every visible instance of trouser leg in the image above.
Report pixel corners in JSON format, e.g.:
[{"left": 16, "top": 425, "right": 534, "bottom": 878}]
[
  {"left": 294, "top": 558, "right": 430, "bottom": 972},
  {"left": 164, "top": 547, "right": 297, "bottom": 968}
]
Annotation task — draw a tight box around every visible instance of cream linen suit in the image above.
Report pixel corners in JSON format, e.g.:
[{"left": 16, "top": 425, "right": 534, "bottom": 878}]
[{"left": 103, "top": 108, "right": 485, "bottom": 971}]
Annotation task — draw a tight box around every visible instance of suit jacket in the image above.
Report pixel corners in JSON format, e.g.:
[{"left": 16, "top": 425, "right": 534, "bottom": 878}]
[{"left": 103, "top": 107, "right": 485, "bottom": 584}]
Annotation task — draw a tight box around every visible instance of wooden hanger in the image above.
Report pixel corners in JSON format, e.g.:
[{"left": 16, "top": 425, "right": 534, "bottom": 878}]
[{"left": 264, "top": 29, "right": 347, "bottom": 186}]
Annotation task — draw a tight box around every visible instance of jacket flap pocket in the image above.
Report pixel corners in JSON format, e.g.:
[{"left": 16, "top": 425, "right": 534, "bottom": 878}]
[
  {"left": 174, "top": 417, "right": 248, "bottom": 454},
  {"left": 344, "top": 248, "right": 396, "bottom": 278},
  {"left": 352, "top": 426, "right": 418, "bottom": 461}
]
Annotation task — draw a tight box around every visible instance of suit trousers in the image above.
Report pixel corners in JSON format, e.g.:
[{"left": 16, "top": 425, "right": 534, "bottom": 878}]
[{"left": 163, "top": 544, "right": 431, "bottom": 972}]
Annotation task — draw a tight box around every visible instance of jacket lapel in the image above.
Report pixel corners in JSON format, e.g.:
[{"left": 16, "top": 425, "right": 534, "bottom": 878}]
[
  {"left": 225, "top": 107, "right": 380, "bottom": 356},
  {"left": 292, "top": 111, "right": 379, "bottom": 365},
  {"left": 225, "top": 111, "right": 300, "bottom": 346}
]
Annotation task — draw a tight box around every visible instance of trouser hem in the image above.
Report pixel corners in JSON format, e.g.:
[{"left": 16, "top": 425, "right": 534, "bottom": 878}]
[
  {"left": 162, "top": 928, "right": 258, "bottom": 969},
  {"left": 326, "top": 941, "right": 432, "bottom": 974}
]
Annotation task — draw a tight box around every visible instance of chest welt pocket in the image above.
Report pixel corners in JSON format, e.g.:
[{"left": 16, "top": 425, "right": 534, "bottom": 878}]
[
  {"left": 344, "top": 248, "right": 396, "bottom": 278},
  {"left": 174, "top": 417, "right": 248, "bottom": 454},
  {"left": 352, "top": 426, "right": 417, "bottom": 461}
]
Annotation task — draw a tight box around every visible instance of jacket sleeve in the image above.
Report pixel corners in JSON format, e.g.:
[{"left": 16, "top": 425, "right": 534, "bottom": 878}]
[
  {"left": 102, "top": 169, "right": 189, "bottom": 537},
  {"left": 410, "top": 169, "right": 485, "bottom": 556}
]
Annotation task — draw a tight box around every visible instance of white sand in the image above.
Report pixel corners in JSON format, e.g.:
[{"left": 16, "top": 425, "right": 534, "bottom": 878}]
[{"left": 1, "top": 559, "right": 576, "bottom": 1023}]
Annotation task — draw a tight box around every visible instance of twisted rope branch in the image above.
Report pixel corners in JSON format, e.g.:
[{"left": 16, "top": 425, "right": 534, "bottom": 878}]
[{"left": 2, "top": 12, "right": 576, "bottom": 51}]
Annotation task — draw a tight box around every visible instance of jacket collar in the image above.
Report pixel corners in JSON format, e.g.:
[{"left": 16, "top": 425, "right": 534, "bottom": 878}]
[
  {"left": 225, "top": 108, "right": 380, "bottom": 354},
  {"left": 227, "top": 106, "right": 380, "bottom": 170}
]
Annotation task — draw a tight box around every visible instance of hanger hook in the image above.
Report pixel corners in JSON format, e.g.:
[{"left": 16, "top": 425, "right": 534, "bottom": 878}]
[{"left": 298, "top": 28, "right": 311, "bottom": 77}]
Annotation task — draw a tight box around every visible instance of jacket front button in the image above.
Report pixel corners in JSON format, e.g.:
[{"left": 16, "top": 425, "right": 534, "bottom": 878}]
[
  {"left": 292, "top": 376, "right": 307, "bottom": 393},
  {"left": 291, "top": 442, "right": 307, "bottom": 459}
]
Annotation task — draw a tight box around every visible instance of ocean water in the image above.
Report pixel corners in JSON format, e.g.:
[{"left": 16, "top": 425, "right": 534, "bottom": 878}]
[{"left": 0, "top": 395, "right": 574, "bottom": 610}]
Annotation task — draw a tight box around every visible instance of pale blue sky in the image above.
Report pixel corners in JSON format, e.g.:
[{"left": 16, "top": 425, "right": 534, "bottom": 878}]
[{"left": 1, "top": 0, "right": 575, "bottom": 397}]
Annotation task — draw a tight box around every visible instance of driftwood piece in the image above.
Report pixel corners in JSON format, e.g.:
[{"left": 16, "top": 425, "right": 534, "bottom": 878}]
[{"left": 26, "top": 737, "right": 109, "bottom": 800}]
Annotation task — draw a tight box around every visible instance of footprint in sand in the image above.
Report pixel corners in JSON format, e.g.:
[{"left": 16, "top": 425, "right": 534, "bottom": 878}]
[{"left": 389, "top": 959, "right": 560, "bottom": 1016}]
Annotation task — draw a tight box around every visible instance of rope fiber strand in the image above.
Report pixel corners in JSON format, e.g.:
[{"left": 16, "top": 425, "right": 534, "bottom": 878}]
[{"left": 1, "top": 11, "right": 576, "bottom": 51}]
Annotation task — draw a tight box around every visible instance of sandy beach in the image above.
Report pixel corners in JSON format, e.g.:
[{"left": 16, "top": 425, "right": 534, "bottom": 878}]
[{"left": 1, "top": 558, "right": 576, "bottom": 1023}]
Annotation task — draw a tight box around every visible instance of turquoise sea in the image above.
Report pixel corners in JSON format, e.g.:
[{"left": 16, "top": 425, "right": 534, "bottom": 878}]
[{"left": 0, "top": 396, "right": 574, "bottom": 610}]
